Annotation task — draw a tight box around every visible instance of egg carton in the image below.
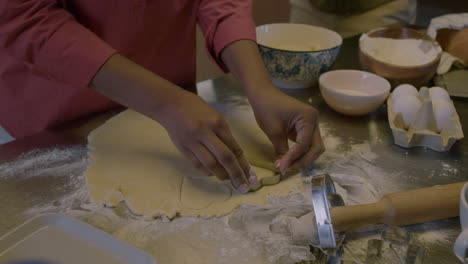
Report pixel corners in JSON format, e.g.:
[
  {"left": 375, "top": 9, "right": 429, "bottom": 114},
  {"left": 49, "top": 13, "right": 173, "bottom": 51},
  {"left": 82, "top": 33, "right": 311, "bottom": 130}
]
[{"left": 387, "top": 87, "right": 464, "bottom": 152}]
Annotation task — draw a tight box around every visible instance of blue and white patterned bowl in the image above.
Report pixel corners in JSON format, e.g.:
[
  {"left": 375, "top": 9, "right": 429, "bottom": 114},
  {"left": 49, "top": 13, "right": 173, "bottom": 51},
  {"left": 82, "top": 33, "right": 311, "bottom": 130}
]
[{"left": 257, "top": 23, "right": 342, "bottom": 89}]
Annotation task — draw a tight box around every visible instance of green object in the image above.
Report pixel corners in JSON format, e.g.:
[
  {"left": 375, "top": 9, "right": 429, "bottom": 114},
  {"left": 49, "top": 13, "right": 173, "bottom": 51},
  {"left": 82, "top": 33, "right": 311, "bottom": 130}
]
[
  {"left": 310, "top": 0, "right": 393, "bottom": 14},
  {"left": 434, "top": 69, "right": 468, "bottom": 98}
]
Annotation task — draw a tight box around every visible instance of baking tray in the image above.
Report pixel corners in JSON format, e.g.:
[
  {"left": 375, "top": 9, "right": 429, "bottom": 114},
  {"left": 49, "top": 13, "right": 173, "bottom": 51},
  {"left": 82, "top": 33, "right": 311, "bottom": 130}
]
[{"left": 0, "top": 213, "right": 156, "bottom": 264}]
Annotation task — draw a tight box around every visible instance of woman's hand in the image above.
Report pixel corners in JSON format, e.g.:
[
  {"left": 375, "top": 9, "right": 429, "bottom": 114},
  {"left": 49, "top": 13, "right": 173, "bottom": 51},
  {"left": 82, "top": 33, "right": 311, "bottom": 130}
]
[
  {"left": 250, "top": 88, "right": 325, "bottom": 174},
  {"left": 155, "top": 91, "right": 255, "bottom": 192},
  {"left": 91, "top": 54, "right": 255, "bottom": 192},
  {"left": 221, "top": 40, "right": 325, "bottom": 173}
]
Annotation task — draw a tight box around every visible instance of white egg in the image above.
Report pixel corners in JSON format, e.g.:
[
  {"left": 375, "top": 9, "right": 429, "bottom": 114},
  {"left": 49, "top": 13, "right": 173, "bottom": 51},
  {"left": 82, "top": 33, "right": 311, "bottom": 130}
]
[
  {"left": 432, "top": 99, "right": 455, "bottom": 132},
  {"left": 429, "top": 86, "right": 450, "bottom": 102},
  {"left": 392, "top": 95, "right": 422, "bottom": 129},
  {"left": 391, "top": 84, "right": 419, "bottom": 102}
]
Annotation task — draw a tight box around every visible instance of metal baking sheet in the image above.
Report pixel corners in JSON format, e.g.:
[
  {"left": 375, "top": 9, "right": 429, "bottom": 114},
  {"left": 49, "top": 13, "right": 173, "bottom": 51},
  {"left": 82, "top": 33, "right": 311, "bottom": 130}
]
[{"left": 0, "top": 213, "right": 156, "bottom": 264}]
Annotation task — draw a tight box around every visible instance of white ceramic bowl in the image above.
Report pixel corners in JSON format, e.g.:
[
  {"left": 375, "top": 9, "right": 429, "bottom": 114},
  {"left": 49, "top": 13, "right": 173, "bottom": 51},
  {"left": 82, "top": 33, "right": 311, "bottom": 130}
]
[
  {"left": 319, "top": 70, "right": 391, "bottom": 116},
  {"left": 454, "top": 183, "right": 468, "bottom": 262},
  {"left": 256, "top": 23, "right": 342, "bottom": 89}
]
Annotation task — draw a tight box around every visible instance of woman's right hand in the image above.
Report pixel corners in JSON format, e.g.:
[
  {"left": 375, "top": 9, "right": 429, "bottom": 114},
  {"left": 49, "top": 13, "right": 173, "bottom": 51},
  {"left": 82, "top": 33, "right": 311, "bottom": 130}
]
[
  {"left": 154, "top": 91, "right": 255, "bottom": 193},
  {"left": 91, "top": 54, "right": 255, "bottom": 192}
]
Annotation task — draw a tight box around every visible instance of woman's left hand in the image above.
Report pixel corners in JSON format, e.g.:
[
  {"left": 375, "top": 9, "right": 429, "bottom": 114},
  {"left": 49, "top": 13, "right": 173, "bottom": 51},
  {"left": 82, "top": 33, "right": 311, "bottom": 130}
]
[
  {"left": 250, "top": 88, "right": 325, "bottom": 174},
  {"left": 220, "top": 39, "right": 324, "bottom": 172}
]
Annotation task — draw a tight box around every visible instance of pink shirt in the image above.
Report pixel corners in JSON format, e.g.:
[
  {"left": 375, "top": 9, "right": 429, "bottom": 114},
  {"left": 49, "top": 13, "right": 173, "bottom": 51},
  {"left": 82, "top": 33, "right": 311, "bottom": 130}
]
[{"left": 0, "top": 0, "right": 256, "bottom": 139}]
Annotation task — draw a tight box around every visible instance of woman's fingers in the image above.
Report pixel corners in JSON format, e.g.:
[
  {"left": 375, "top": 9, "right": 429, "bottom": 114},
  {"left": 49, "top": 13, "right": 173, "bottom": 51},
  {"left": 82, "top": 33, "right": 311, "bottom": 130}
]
[
  {"left": 201, "top": 132, "right": 250, "bottom": 193},
  {"left": 190, "top": 142, "right": 230, "bottom": 181},
  {"left": 215, "top": 123, "right": 258, "bottom": 186},
  {"left": 278, "top": 122, "right": 315, "bottom": 173},
  {"left": 180, "top": 147, "right": 212, "bottom": 176},
  {"left": 288, "top": 127, "right": 325, "bottom": 171}
]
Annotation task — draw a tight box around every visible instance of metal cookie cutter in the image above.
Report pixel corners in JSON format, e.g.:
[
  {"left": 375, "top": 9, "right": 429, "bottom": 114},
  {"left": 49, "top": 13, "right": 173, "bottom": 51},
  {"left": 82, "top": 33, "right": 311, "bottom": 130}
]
[{"left": 311, "top": 174, "right": 344, "bottom": 249}]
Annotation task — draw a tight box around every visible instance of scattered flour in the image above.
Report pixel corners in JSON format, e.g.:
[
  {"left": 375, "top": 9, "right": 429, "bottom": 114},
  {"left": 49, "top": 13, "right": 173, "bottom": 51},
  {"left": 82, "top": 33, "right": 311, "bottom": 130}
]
[
  {"left": 441, "top": 161, "right": 459, "bottom": 175},
  {"left": 0, "top": 146, "right": 88, "bottom": 180},
  {"left": 414, "top": 229, "right": 457, "bottom": 246},
  {"left": 427, "top": 160, "right": 460, "bottom": 179},
  {"left": 339, "top": 222, "right": 459, "bottom": 263},
  {"left": 310, "top": 123, "right": 401, "bottom": 205},
  {"left": 360, "top": 33, "right": 441, "bottom": 66}
]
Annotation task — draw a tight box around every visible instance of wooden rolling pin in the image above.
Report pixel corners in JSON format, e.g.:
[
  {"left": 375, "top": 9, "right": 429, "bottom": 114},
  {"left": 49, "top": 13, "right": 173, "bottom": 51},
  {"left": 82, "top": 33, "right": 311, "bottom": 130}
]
[{"left": 330, "top": 182, "right": 466, "bottom": 232}]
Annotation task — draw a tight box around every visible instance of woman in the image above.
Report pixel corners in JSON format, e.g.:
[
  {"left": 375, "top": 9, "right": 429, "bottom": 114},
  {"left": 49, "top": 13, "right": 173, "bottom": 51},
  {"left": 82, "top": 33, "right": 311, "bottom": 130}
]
[{"left": 0, "top": 0, "right": 324, "bottom": 192}]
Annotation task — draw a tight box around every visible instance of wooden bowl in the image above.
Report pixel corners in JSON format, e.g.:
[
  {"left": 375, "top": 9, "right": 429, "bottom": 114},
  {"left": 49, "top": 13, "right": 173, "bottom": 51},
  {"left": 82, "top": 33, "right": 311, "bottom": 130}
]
[{"left": 359, "top": 27, "right": 442, "bottom": 88}]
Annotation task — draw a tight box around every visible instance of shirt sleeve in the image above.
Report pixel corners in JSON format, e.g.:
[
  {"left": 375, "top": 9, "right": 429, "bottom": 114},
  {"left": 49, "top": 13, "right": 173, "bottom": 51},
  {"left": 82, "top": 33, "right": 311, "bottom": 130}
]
[
  {"left": 0, "top": 0, "right": 116, "bottom": 88},
  {"left": 197, "top": 0, "right": 257, "bottom": 72}
]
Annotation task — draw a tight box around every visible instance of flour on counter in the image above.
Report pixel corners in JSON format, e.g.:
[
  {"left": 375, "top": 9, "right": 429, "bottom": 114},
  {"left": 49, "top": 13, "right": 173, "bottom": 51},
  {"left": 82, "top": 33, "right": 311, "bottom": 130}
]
[
  {"left": 441, "top": 161, "right": 459, "bottom": 175},
  {"left": 0, "top": 146, "right": 88, "bottom": 180},
  {"left": 414, "top": 229, "right": 458, "bottom": 246},
  {"left": 309, "top": 123, "right": 401, "bottom": 205},
  {"left": 426, "top": 160, "right": 460, "bottom": 179}
]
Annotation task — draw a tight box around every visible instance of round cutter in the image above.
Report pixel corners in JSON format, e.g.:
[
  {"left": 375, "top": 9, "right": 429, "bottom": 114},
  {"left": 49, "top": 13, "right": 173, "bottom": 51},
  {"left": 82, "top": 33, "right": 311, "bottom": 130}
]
[{"left": 311, "top": 174, "right": 337, "bottom": 248}]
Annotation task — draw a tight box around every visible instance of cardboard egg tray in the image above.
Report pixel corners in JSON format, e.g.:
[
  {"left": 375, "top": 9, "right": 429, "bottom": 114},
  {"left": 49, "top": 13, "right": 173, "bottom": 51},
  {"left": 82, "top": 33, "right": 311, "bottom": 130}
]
[{"left": 387, "top": 87, "right": 464, "bottom": 152}]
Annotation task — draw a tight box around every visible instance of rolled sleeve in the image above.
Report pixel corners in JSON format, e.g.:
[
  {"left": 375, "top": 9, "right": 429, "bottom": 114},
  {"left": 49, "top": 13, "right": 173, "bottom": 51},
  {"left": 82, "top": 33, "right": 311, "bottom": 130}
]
[
  {"left": 0, "top": 0, "right": 116, "bottom": 88},
  {"left": 36, "top": 20, "right": 116, "bottom": 88},
  {"left": 197, "top": 0, "right": 257, "bottom": 72}
]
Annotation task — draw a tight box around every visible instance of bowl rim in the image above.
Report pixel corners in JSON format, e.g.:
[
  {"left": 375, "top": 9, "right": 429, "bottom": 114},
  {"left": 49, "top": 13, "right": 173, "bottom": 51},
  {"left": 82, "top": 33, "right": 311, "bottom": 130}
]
[
  {"left": 359, "top": 27, "right": 443, "bottom": 69},
  {"left": 319, "top": 69, "right": 391, "bottom": 97},
  {"left": 256, "top": 23, "right": 343, "bottom": 53}
]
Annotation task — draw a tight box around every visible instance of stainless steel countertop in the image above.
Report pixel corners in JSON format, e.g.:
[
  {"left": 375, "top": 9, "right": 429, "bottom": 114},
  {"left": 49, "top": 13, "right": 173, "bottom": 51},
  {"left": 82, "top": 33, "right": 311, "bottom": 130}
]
[{"left": 1, "top": 35, "right": 467, "bottom": 263}]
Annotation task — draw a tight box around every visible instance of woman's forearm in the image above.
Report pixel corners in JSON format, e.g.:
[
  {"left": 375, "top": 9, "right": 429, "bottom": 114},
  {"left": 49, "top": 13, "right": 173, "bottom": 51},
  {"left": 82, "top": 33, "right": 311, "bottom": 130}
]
[
  {"left": 90, "top": 53, "right": 188, "bottom": 122},
  {"left": 220, "top": 40, "right": 279, "bottom": 100}
]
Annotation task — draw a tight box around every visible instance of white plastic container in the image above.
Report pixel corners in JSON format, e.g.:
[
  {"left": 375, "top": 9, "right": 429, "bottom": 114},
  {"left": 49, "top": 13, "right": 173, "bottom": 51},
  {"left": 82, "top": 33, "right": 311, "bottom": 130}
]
[
  {"left": 387, "top": 87, "right": 464, "bottom": 152},
  {"left": 0, "top": 214, "right": 156, "bottom": 264}
]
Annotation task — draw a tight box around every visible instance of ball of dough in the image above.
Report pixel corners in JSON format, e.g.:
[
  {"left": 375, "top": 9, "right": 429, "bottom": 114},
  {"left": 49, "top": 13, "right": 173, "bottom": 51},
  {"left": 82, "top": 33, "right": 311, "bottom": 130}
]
[
  {"left": 391, "top": 84, "right": 419, "bottom": 103},
  {"left": 392, "top": 95, "right": 422, "bottom": 129},
  {"left": 432, "top": 99, "right": 455, "bottom": 132},
  {"left": 429, "top": 86, "right": 450, "bottom": 102}
]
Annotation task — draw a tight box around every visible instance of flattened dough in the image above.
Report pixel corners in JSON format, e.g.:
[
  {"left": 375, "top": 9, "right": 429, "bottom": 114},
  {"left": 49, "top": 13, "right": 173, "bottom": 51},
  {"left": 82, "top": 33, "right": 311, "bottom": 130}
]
[{"left": 85, "top": 110, "right": 303, "bottom": 218}]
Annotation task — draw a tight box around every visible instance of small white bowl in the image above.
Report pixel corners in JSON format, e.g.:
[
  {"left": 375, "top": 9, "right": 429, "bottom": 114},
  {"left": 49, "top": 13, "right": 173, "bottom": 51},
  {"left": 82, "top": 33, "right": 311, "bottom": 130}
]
[{"left": 319, "top": 70, "right": 391, "bottom": 116}]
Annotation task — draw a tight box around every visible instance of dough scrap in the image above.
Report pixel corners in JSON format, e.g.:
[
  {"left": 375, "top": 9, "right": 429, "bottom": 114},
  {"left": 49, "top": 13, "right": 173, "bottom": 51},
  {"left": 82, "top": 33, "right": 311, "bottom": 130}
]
[{"left": 85, "top": 110, "right": 303, "bottom": 218}]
